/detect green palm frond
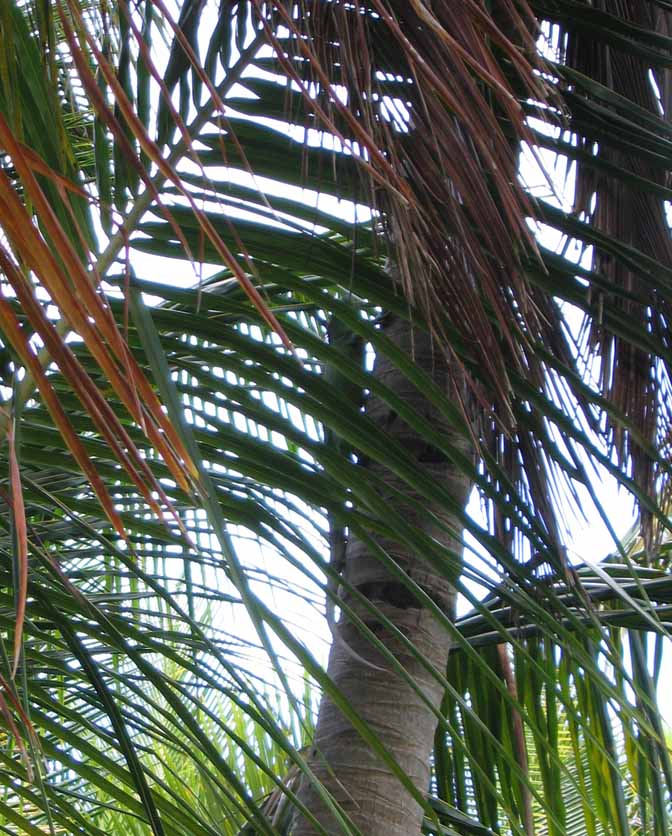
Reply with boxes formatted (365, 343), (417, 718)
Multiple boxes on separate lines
(0, 1), (669, 834)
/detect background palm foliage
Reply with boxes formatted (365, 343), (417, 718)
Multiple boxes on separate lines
(0, 0), (670, 833)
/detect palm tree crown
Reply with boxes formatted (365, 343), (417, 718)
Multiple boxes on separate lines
(0, 1), (669, 834)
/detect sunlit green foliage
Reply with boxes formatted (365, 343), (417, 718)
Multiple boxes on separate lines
(0, 1), (669, 834)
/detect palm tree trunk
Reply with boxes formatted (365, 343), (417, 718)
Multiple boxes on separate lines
(294, 316), (473, 836)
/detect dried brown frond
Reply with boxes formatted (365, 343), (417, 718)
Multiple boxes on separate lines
(564, 0), (672, 546)
(251, 0), (552, 416)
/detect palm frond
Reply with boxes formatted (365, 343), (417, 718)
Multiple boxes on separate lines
(0, 1), (669, 834)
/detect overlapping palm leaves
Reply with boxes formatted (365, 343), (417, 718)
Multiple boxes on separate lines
(0, 0), (669, 833)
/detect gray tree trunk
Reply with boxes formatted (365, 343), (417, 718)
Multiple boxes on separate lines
(293, 316), (473, 836)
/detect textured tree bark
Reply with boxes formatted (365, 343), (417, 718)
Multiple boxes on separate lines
(293, 316), (473, 836)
